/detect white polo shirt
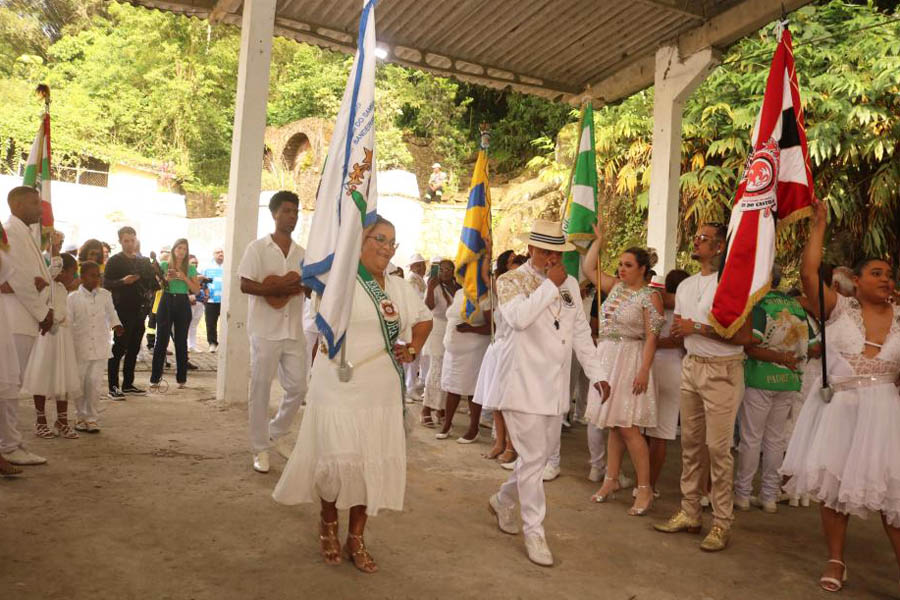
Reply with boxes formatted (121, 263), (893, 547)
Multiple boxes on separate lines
(68, 285), (123, 361)
(674, 272), (742, 358)
(237, 235), (304, 341)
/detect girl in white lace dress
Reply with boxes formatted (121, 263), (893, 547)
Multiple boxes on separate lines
(583, 227), (664, 517)
(780, 202), (900, 593)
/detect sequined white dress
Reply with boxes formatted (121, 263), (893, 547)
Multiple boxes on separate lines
(585, 283), (665, 429)
(781, 295), (900, 526)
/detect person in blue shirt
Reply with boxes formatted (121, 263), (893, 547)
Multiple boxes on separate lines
(202, 247), (225, 352)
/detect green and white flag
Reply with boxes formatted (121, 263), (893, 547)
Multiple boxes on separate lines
(562, 103), (598, 277)
(23, 109), (54, 243)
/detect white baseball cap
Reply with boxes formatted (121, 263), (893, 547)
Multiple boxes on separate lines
(408, 253), (425, 266)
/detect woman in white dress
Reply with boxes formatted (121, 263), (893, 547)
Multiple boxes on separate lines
(21, 253), (82, 440)
(473, 251), (522, 462)
(0, 245), (23, 476)
(436, 285), (492, 442)
(582, 223), (664, 517)
(421, 258), (456, 427)
(781, 202), (900, 592)
(273, 216), (432, 574)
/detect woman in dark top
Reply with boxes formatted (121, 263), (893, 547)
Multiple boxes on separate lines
(150, 238), (200, 390)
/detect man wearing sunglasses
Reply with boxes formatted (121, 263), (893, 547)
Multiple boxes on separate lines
(654, 222), (752, 552)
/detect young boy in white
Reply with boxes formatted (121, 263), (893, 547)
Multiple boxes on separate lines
(68, 261), (123, 432)
(238, 191), (308, 474)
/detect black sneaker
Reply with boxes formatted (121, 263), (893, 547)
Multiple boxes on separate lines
(108, 387), (126, 400)
(122, 385), (147, 396)
(187, 361), (198, 370)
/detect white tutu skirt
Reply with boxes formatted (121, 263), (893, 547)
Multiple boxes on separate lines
(273, 354), (406, 517)
(440, 341), (488, 396)
(20, 327), (81, 398)
(781, 381), (900, 527)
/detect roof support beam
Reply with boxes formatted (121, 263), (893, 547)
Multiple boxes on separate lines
(646, 45), (720, 275)
(582, 0), (810, 104)
(217, 0), (275, 406)
(635, 0), (706, 21)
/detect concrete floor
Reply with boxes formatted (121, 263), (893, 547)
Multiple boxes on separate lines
(2, 370), (898, 600)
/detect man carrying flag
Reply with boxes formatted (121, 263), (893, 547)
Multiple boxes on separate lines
(654, 22), (813, 552)
(562, 103), (599, 278)
(273, 0), (433, 574)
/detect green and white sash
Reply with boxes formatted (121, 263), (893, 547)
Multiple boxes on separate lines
(357, 262), (405, 398)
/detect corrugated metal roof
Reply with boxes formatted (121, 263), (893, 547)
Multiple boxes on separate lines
(124, 0), (811, 103)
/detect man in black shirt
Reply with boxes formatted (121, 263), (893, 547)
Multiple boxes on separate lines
(103, 226), (159, 397)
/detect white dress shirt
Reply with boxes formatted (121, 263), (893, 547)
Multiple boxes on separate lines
(496, 260), (601, 416)
(68, 285), (122, 361)
(238, 235), (305, 341)
(1, 216), (52, 337)
(674, 272), (742, 358)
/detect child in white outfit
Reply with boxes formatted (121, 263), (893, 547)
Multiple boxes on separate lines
(22, 254), (82, 439)
(67, 261), (123, 433)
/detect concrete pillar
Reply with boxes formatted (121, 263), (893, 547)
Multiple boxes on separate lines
(217, 0), (276, 405)
(646, 45), (720, 275)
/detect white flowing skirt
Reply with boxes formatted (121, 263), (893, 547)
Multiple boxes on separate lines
(472, 343), (499, 408)
(21, 327), (81, 398)
(273, 350), (406, 517)
(781, 380), (900, 527)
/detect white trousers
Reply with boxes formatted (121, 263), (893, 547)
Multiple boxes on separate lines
(587, 423), (607, 470)
(734, 387), (795, 502)
(0, 334), (37, 453)
(249, 336), (308, 453)
(75, 359), (105, 422)
(188, 302), (204, 351)
(570, 354), (589, 420)
(497, 411), (563, 537)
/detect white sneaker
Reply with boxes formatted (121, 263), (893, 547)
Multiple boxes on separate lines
(561, 416), (571, 428)
(488, 493), (519, 535)
(700, 495), (711, 508)
(253, 451), (270, 473)
(2, 447), (47, 465)
(524, 533), (554, 566)
(500, 459), (516, 471)
(618, 473), (634, 489)
(751, 496), (778, 513)
(734, 495), (750, 511)
(209, 343), (218, 353)
(542, 463), (560, 481)
(588, 467), (604, 482)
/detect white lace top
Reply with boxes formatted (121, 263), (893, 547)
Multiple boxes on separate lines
(827, 295), (900, 377)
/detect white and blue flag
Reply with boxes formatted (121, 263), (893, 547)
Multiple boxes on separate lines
(302, 0), (378, 358)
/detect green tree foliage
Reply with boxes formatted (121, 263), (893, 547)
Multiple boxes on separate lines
(536, 0), (900, 269)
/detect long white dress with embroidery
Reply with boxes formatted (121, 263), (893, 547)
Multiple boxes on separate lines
(273, 275), (429, 516)
(781, 295), (900, 526)
(585, 283), (665, 429)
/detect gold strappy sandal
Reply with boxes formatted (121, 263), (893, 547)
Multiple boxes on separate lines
(344, 533), (378, 574)
(319, 519), (342, 565)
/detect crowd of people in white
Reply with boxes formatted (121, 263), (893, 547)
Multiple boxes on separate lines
(2, 185), (898, 590)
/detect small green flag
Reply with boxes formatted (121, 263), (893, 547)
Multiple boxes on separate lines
(562, 104), (598, 277)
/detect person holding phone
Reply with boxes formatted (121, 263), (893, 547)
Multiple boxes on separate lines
(149, 238), (200, 390)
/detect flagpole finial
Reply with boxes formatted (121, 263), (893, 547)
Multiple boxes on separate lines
(479, 123), (491, 150)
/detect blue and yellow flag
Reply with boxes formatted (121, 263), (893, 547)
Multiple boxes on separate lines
(454, 150), (491, 324)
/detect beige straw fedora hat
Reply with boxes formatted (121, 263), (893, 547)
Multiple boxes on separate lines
(517, 219), (576, 252)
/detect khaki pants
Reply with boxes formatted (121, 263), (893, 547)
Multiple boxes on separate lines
(679, 354), (745, 529)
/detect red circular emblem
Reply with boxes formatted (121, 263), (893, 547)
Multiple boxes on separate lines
(745, 155), (776, 195)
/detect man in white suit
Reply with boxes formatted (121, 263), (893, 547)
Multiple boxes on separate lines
(487, 220), (605, 566)
(0, 186), (53, 465)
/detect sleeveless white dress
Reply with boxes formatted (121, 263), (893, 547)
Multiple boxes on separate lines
(781, 295), (900, 526)
(441, 289), (491, 396)
(21, 281), (81, 398)
(273, 275), (429, 516)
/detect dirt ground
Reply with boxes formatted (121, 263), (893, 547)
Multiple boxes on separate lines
(2, 369), (898, 600)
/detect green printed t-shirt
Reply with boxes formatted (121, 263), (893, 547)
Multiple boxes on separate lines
(161, 261), (197, 294)
(744, 290), (810, 391)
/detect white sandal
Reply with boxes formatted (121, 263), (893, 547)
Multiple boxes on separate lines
(54, 413), (80, 439)
(35, 411), (57, 439)
(819, 559), (847, 592)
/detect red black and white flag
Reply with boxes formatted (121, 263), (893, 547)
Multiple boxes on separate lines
(710, 24), (814, 338)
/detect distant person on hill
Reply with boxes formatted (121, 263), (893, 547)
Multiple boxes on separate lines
(424, 163), (446, 203)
